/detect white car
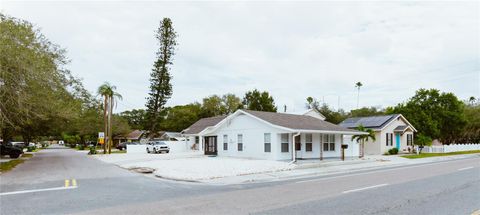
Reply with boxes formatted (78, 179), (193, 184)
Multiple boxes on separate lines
(146, 141), (170, 154)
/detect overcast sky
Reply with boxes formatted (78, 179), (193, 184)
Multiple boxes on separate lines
(2, 1), (479, 113)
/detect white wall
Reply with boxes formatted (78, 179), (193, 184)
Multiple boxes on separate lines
(342, 135), (360, 157)
(126, 141), (194, 154)
(380, 117), (414, 154)
(210, 114), (288, 160)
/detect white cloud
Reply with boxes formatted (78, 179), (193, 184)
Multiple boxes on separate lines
(2, 1), (479, 113)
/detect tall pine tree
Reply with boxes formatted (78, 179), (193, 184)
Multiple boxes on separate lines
(145, 18), (177, 135)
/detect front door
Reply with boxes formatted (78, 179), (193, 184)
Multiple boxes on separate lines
(204, 136), (217, 155)
(396, 133), (401, 149)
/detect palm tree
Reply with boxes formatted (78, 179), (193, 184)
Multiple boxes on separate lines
(469, 96), (476, 106)
(355, 82), (363, 109)
(97, 82), (122, 154)
(351, 125), (376, 158)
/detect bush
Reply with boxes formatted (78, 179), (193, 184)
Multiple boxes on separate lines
(88, 146), (97, 155)
(68, 143), (76, 148)
(27, 146), (37, 152)
(388, 148), (399, 155)
(77, 144), (85, 150)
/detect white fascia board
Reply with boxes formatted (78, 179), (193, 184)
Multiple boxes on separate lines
(294, 129), (369, 135)
(380, 114), (418, 132)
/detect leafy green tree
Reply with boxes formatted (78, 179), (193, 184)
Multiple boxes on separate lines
(306, 97), (348, 124)
(0, 14), (85, 144)
(201, 95), (226, 117)
(145, 18), (177, 135)
(351, 125), (376, 158)
(111, 114), (131, 137)
(415, 134), (432, 153)
(222, 93), (242, 114)
(120, 109), (147, 130)
(243, 89), (277, 112)
(161, 103), (202, 132)
(350, 107), (385, 117)
(459, 103), (480, 143)
(390, 89), (466, 143)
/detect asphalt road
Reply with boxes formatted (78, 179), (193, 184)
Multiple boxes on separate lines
(1, 146), (479, 215)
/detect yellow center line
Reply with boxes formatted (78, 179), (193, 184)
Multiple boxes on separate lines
(65, 179), (70, 187)
(72, 179), (77, 187)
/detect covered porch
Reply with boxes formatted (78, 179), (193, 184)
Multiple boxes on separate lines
(280, 131), (362, 162)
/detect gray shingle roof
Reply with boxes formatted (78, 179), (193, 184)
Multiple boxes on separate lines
(243, 110), (359, 132)
(394, 125), (408, 132)
(339, 114), (400, 129)
(183, 115), (227, 135)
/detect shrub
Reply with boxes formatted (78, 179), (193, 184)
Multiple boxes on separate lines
(68, 143), (76, 148)
(77, 144), (85, 150)
(388, 148), (399, 155)
(88, 146), (97, 155)
(27, 146), (37, 152)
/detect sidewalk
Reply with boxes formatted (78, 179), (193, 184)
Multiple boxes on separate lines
(206, 153), (480, 185)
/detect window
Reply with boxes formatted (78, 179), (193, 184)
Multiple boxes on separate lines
(323, 134), (335, 151)
(195, 136), (199, 144)
(281, 133), (289, 153)
(264, 133), (271, 152)
(407, 134), (413, 146)
(386, 133), (393, 146)
(295, 135), (301, 151)
(305, 134), (312, 152)
(223, 135), (228, 150)
(237, 134), (243, 151)
(329, 134), (335, 151)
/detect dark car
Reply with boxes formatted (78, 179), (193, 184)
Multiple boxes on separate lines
(11, 142), (27, 149)
(116, 142), (139, 151)
(1, 142), (24, 158)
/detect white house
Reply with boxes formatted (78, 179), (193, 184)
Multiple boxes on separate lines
(182, 109), (366, 161)
(339, 114), (417, 155)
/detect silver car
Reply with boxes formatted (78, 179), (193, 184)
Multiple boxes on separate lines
(146, 141), (170, 154)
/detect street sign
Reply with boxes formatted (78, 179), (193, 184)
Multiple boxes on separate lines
(98, 132), (105, 138)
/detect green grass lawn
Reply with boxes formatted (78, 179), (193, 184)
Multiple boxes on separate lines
(0, 159), (25, 172)
(22, 153), (33, 158)
(0, 153), (36, 173)
(401, 150), (480, 159)
(109, 150), (126, 154)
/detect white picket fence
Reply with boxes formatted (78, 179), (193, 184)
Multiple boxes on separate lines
(421, 143), (480, 153)
(127, 141), (194, 154)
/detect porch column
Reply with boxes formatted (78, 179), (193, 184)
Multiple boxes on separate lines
(320, 133), (323, 160)
(340, 134), (344, 160)
(292, 132), (300, 162)
(199, 135), (203, 152)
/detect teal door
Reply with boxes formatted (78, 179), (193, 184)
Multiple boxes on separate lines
(396, 134), (400, 149)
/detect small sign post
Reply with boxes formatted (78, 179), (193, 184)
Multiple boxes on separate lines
(98, 132), (105, 145)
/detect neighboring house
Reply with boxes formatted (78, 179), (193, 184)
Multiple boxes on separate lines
(114, 130), (149, 144)
(182, 109), (366, 161)
(158, 132), (184, 141)
(339, 114), (417, 155)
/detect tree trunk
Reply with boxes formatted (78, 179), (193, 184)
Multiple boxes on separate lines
(103, 96), (108, 154)
(108, 96), (113, 154)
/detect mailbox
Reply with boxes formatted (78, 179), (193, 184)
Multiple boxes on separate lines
(341, 144), (349, 149)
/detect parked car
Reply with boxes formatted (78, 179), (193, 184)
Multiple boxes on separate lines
(116, 142), (140, 150)
(11, 142), (27, 149)
(146, 141), (170, 154)
(58, 140), (64, 145)
(0, 142), (23, 158)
